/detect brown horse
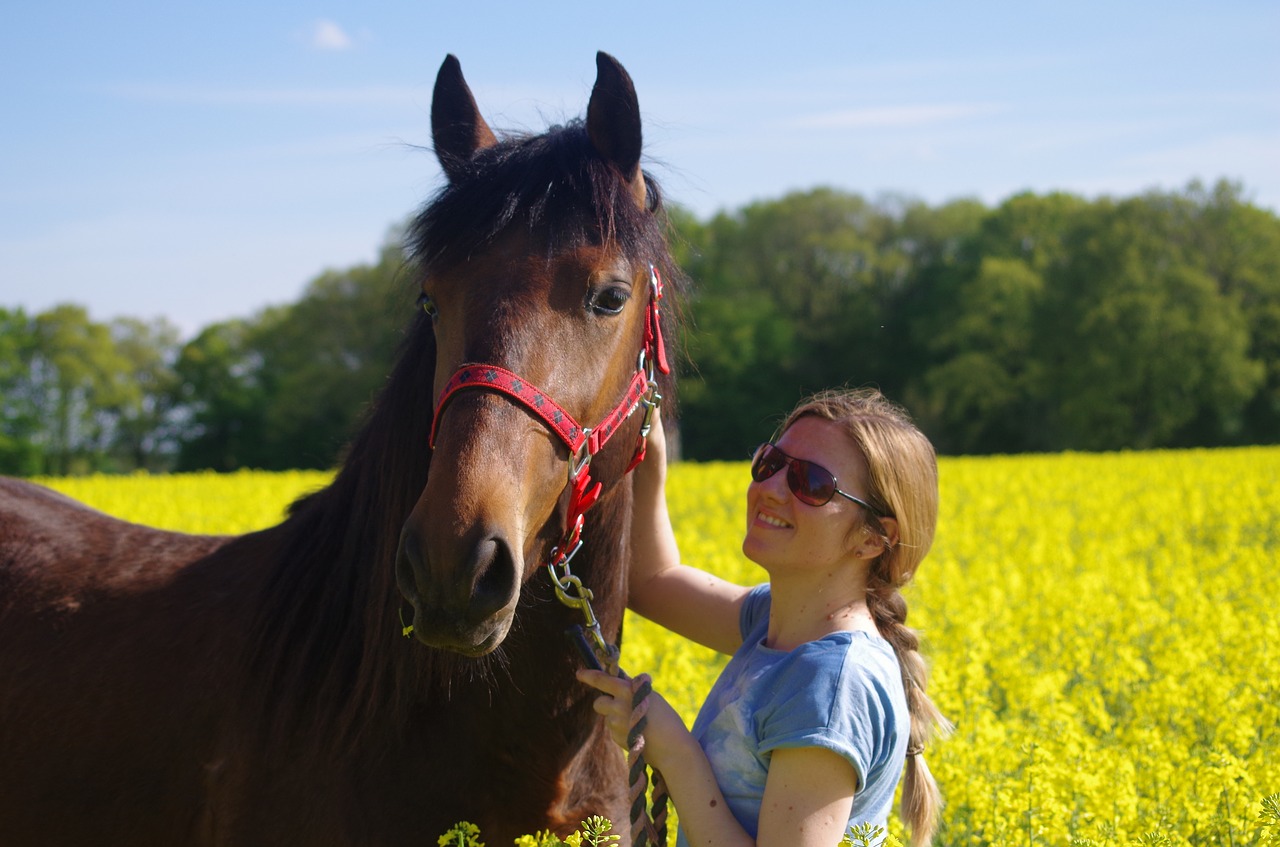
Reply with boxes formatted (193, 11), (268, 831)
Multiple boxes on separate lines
(0, 52), (682, 846)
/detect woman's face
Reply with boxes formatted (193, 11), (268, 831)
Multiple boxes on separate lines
(741, 416), (873, 575)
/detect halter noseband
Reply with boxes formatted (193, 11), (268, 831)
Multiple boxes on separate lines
(425, 266), (670, 659)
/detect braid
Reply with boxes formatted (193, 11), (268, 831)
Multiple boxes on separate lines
(867, 570), (952, 847)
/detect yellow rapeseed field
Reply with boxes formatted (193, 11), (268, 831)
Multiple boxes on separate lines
(38, 447), (1280, 846)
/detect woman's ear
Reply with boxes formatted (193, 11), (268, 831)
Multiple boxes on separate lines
(855, 517), (899, 559)
(879, 516), (900, 551)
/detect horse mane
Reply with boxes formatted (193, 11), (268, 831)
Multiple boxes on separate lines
(240, 314), (439, 751)
(409, 119), (669, 272)
(241, 118), (685, 754)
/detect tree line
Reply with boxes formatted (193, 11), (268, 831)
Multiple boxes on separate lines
(2, 179), (1276, 475)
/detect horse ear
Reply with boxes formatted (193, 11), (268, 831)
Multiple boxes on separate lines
(431, 54), (498, 183)
(587, 51), (647, 210)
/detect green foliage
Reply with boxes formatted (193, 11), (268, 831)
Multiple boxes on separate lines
(676, 179), (1280, 458)
(0, 306), (41, 474)
(474, 817), (617, 847)
(574, 816), (620, 847)
(171, 234), (412, 471)
(840, 821), (903, 847)
(513, 831), (568, 847)
(5, 182), (1280, 472)
(1259, 794), (1280, 846)
(438, 821), (484, 847)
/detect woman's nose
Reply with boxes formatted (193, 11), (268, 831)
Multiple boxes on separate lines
(758, 468), (791, 503)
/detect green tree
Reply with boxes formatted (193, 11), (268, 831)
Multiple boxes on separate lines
(251, 240), (411, 468)
(30, 304), (136, 474)
(1177, 180), (1280, 444)
(108, 316), (182, 470)
(170, 236), (412, 471)
(675, 189), (917, 458)
(0, 307), (42, 474)
(171, 318), (270, 471)
(902, 193), (1091, 453)
(908, 256), (1046, 453)
(1037, 190), (1263, 449)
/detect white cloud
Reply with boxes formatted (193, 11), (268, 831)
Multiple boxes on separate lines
(310, 19), (353, 51)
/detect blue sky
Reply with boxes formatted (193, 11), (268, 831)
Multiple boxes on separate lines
(2, 1), (1277, 338)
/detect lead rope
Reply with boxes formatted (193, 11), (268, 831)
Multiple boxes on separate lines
(551, 521), (670, 847)
(625, 674), (670, 847)
(548, 379), (669, 847)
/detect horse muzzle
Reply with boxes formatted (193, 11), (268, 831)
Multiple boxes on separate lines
(395, 527), (521, 656)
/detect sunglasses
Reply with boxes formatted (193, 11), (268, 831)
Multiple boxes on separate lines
(750, 442), (888, 515)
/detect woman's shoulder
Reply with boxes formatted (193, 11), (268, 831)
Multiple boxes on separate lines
(753, 631), (905, 755)
(781, 631), (901, 697)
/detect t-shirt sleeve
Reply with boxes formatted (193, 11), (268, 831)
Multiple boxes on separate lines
(738, 583), (772, 639)
(753, 640), (899, 791)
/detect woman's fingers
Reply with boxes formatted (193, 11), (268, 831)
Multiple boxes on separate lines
(577, 668), (630, 697)
(577, 669), (645, 747)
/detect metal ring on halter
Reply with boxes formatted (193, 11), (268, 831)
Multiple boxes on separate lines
(547, 537), (584, 580)
(637, 347), (660, 385)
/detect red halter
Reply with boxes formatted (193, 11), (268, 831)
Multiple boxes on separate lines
(428, 265), (670, 574)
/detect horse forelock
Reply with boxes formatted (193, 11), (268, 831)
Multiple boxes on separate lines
(410, 121), (669, 274)
(409, 118), (685, 410)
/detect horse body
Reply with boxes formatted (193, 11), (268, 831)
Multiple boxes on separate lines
(0, 477), (242, 843)
(0, 52), (679, 845)
(0, 475), (626, 845)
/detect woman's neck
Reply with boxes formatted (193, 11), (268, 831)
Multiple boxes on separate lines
(763, 565), (876, 651)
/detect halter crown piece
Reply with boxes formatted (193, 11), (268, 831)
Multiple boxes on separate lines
(425, 265), (670, 665)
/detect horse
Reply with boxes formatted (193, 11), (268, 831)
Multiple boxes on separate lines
(0, 51), (682, 846)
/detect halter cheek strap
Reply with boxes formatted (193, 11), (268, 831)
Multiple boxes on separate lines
(427, 265), (669, 533)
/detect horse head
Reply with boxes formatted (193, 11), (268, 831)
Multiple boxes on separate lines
(395, 52), (673, 656)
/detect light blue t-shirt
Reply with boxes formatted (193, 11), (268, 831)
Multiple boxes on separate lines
(676, 584), (909, 843)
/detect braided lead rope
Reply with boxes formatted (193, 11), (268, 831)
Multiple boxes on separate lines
(626, 674), (669, 847)
(564, 625), (667, 846)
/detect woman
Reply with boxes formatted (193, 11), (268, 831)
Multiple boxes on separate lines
(579, 388), (950, 847)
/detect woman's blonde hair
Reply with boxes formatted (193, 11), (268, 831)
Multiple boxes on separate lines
(779, 387), (952, 847)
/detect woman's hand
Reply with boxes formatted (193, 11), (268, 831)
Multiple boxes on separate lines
(577, 669), (756, 847)
(637, 412), (669, 480)
(576, 668), (688, 770)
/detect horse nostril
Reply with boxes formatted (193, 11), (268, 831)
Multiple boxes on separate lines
(468, 536), (518, 621)
(396, 524), (426, 601)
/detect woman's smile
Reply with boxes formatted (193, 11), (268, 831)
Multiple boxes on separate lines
(754, 510), (793, 529)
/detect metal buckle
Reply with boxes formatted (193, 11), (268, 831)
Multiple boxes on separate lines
(637, 387), (661, 440)
(569, 431), (592, 482)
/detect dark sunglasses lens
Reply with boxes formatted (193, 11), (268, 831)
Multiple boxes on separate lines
(751, 445), (785, 482)
(788, 459), (835, 506)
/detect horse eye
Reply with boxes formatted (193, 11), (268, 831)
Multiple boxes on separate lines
(417, 293), (438, 319)
(586, 286), (630, 317)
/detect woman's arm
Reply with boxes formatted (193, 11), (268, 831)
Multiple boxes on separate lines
(577, 668), (753, 847)
(628, 415), (748, 655)
(577, 671), (858, 847)
(754, 747), (857, 847)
